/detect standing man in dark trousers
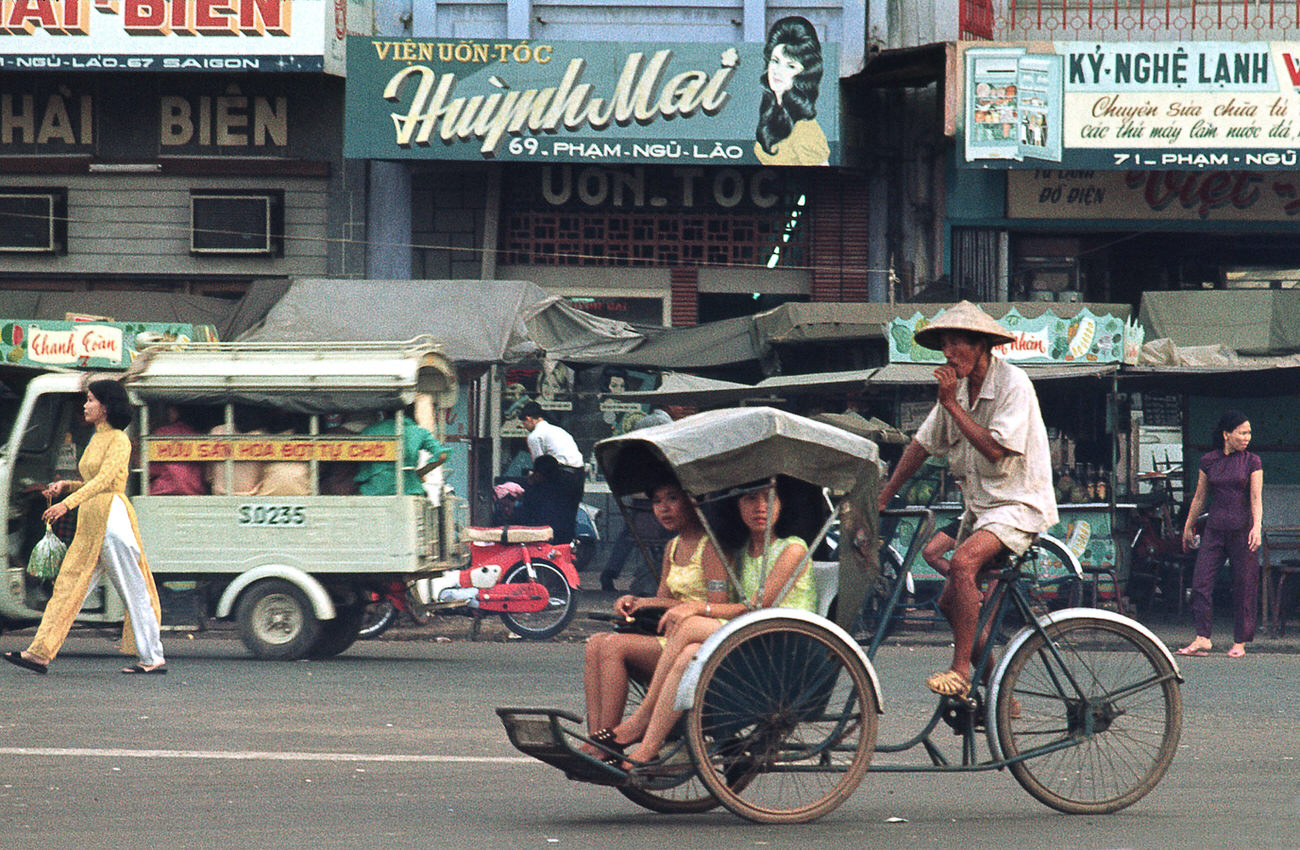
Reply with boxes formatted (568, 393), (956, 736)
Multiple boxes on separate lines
(519, 400), (585, 536)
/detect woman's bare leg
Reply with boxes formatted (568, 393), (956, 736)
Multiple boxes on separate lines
(624, 642), (701, 765)
(613, 617), (720, 754)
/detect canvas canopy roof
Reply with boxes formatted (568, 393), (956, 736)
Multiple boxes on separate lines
(124, 338), (456, 414)
(238, 279), (647, 365)
(595, 406), (883, 498)
(1138, 290), (1300, 355)
(3, 284), (287, 341)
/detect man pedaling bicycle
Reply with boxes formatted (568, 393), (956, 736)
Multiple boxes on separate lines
(877, 301), (1059, 699)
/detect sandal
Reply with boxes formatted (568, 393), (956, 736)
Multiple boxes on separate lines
(926, 669), (971, 698)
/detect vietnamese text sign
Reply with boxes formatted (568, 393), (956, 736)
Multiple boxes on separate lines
(962, 42), (1300, 169)
(1008, 169), (1300, 220)
(146, 437), (398, 463)
(345, 32), (840, 165)
(0, 0), (364, 73)
(888, 307), (1144, 365)
(0, 320), (217, 369)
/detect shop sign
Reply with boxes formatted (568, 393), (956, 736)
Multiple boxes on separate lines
(887, 307), (1145, 365)
(1008, 169), (1300, 220)
(145, 436), (396, 463)
(0, 81), (292, 154)
(345, 30), (841, 165)
(0, 0), (369, 75)
(0, 320), (217, 369)
(961, 42), (1300, 170)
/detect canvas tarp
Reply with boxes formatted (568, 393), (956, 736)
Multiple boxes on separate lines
(1138, 290), (1300, 355)
(0, 287), (285, 340)
(237, 278), (648, 364)
(751, 301), (1134, 348)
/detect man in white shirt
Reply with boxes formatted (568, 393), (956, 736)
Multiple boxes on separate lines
(877, 301), (1057, 700)
(519, 400), (585, 518)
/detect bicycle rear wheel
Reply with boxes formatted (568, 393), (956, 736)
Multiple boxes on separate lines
(991, 616), (1182, 814)
(685, 618), (877, 824)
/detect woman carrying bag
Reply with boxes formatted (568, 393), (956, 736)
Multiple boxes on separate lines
(4, 379), (166, 675)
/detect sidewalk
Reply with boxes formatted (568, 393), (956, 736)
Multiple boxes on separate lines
(577, 570), (1300, 655)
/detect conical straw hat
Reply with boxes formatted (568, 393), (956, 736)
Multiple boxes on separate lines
(912, 301), (1016, 351)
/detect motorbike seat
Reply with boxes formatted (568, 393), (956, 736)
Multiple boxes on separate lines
(462, 525), (554, 544)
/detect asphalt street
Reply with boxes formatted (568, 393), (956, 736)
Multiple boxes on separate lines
(0, 603), (1296, 850)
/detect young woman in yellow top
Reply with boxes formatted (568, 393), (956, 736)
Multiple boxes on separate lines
(580, 479), (727, 758)
(4, 379), (166, 675)
(611, 477), (812, 769)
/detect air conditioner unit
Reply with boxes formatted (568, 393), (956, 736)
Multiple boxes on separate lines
(0, 191), (65, 253)
(190, 192), (280, 255)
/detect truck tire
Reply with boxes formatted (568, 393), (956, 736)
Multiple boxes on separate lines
(235, 579), (321, 660)
(309, 602), (366, 658)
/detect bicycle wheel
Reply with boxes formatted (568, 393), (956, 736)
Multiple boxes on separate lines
(617, 675), (721, 814)
(685, 618), (877, 824)
(991, 616), (1182, 814)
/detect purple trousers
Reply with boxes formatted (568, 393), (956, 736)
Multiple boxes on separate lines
(1190, 526), (1259, 643)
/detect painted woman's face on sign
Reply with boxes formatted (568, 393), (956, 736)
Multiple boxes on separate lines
(767, 44), (804, 100)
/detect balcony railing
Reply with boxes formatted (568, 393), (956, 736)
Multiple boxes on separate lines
(962, 0), (1300, 40)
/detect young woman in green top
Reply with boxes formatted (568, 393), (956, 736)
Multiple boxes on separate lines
(610, 477), (813, 769)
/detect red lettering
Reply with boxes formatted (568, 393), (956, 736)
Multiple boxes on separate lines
(1283, 52), (1300, 86)
(123, 0), (166, 31)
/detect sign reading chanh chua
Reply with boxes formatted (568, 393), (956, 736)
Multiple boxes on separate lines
(962, 42), (1300, 170)
(345, 30), (841, 166)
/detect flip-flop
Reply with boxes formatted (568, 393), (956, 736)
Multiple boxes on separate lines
(926, 669), (971, 698)
(3, 650), (48, 675)
(1227, 647), (1246, 658)
(122, 664), (167, 675)
(1176, 646), (1210, 657)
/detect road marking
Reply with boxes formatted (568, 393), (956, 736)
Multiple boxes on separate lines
(0, 746), (536, 765)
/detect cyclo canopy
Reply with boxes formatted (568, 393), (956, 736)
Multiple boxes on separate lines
(594, 407), (885, 632)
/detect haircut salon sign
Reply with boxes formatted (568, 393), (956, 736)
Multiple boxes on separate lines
(344, 36), (841, 165)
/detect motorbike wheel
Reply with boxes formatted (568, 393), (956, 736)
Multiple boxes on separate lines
(357, 600), (398, 640)
(498, 559), (577, 640)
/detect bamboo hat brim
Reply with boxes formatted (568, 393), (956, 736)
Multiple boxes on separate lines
(912, 300), (1016, 351)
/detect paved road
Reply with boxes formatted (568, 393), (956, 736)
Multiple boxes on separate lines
(0, 625), (1295, 850)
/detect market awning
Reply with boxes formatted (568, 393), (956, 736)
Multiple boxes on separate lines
(1138, 290), (1300, 355)
(602, 371), (756, 406)
(869, 362), (1120, 384)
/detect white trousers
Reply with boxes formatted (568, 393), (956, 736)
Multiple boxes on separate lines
(97, 496), (165, 666)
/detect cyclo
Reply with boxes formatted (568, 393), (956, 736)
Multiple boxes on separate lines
(499, 406), (1184, 824)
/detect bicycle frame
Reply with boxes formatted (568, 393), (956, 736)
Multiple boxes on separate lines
(861, 530), (1166, 774)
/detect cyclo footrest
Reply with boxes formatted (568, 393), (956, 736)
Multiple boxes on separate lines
(495, 707), (628, 787)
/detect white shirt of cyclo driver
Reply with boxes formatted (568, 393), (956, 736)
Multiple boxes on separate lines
(913, 356), (1058, 534)
(526, 419), (583, 468)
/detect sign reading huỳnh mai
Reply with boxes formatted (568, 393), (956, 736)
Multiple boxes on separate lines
(345, 26), (841, 165)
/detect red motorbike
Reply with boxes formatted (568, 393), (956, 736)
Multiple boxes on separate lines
(360, 525), (581, 640)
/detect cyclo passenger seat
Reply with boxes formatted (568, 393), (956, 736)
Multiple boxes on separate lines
(461, 526), (554, 544)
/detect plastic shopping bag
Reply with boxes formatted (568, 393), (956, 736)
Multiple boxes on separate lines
(27, 524), (67, 580)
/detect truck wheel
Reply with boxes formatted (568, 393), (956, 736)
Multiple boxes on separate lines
(235, 579), (321, 660)
(309, 603), (366, 659)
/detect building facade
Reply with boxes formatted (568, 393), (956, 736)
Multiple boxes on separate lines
(0, 0), (367, 302)
(359, 0), (874, 325)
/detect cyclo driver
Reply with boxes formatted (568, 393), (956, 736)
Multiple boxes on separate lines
(877, 301), (1058, 699)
